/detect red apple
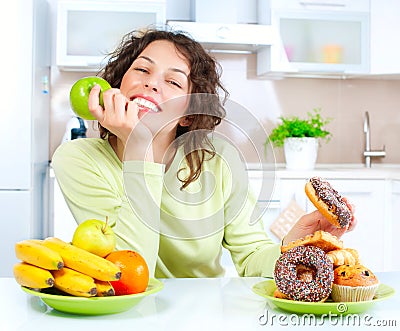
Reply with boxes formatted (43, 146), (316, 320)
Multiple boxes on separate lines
(72, 218), (116, 257)
(69, 76), (111, 120)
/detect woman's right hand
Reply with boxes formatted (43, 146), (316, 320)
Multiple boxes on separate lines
(88, 84), (154, 161)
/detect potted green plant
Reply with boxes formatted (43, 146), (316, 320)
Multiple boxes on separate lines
(267, 108), (332, 170)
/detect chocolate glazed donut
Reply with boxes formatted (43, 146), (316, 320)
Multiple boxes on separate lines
(274, 245), (334, 302)
(305, 176), (353, 228)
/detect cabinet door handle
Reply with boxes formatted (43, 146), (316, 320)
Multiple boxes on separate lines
(216, 26), (230, 40)
(299, 1), (346, 8)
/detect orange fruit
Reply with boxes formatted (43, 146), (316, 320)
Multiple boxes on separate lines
(105, 250), (149, 295)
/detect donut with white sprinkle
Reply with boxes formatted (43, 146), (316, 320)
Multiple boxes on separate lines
(274, 245), (334, 302)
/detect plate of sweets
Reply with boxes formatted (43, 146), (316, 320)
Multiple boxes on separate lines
(253, 230), (395, 314)
(253, 278), (394, 315)
(254, 178), (395, 315)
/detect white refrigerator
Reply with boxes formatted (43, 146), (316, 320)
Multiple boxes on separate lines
(0, 0), (50, 276)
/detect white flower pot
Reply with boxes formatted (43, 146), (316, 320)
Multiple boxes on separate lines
(283, 137), (318, 170)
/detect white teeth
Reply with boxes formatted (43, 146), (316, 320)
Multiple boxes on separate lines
(133, 97), (160, 112)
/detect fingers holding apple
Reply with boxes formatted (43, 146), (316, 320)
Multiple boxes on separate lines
(72, 218), (116, 258)
(89, 85), (140, 144)
(86, 84), (104, 121)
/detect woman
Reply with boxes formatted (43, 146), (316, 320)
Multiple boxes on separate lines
(52, 28), (355, 278)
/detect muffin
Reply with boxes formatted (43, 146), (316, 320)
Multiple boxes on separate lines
(331, 264), (379, 302)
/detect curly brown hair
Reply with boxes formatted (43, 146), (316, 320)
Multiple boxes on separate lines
(98, 27), (228, 188)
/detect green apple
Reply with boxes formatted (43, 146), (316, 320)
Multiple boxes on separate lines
(72, 218), (116, 257)
(69, 76), (111, 120)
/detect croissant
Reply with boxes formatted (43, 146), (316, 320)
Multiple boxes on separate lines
(281, 230), (343, 253)
(327, 248), (360, 267)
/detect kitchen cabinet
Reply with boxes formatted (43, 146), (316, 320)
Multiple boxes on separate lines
(247, 170), (281, 239)
(390, 180), (400, 271)
(257, 0), (400, 78)
(55, 0), (166, 71)
(369, 0), (400, 75)
(257, 0), (370, 78)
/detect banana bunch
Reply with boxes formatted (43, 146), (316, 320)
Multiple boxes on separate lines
(13, 237), (120, 297)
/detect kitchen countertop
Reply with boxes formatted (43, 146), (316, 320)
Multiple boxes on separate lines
(246, 163), (400, 180)
(51, 163), (400, 180)
(1, 272), (399, 331)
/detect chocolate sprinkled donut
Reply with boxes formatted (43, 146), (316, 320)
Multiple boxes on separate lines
(307, 176), (352, 228)
(274, 245), (334, 302)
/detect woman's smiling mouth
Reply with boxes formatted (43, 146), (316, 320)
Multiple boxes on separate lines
(132, 97), (161, 113)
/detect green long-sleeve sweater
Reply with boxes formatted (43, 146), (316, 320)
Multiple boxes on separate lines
(52, 137), (280, 278)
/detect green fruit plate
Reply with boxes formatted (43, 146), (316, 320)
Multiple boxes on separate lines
(21, 278), (163, 315)
(252, 279), (395, 315)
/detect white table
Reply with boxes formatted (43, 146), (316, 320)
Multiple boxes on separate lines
(1, 273), (399, 331)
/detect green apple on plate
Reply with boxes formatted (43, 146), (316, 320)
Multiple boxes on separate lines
(70, 76), (111, 120)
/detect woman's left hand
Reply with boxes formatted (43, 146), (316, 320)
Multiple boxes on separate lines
(282, 200), (357, 246)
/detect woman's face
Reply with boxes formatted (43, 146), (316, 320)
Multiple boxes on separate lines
(120, 40), (191, 135)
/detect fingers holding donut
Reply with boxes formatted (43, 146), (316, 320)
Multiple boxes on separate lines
(282, 210), (348, 246)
